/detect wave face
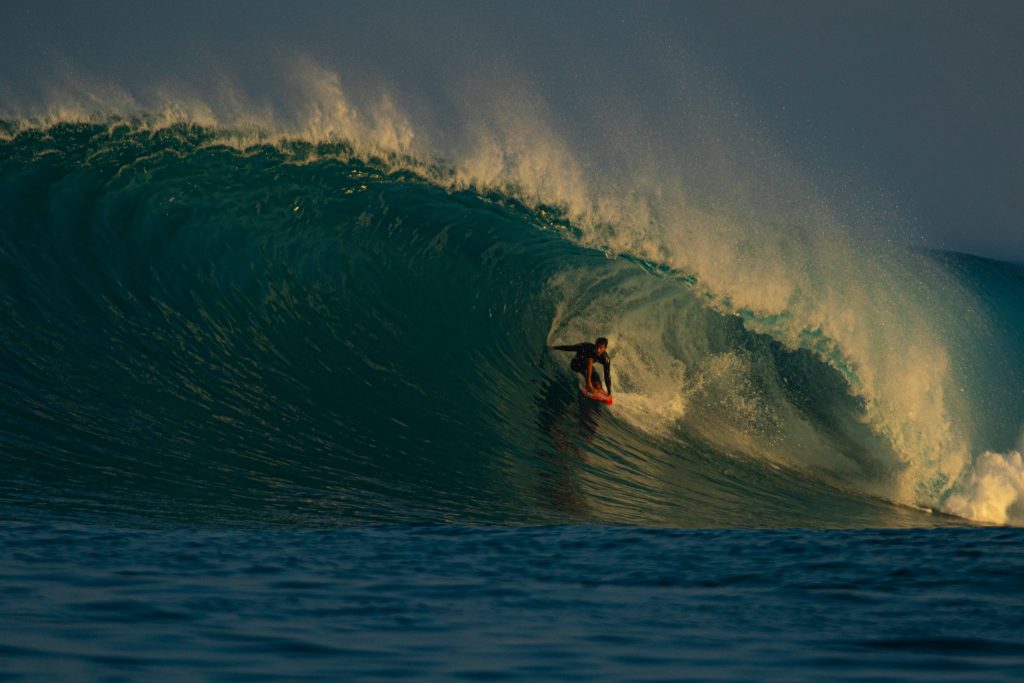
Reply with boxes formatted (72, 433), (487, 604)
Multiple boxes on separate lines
(1, 122), (1023, 527)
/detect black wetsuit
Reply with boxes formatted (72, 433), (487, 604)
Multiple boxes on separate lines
(552, 343), (612, 393)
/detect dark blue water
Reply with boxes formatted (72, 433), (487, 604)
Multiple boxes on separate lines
(3, 521), (1023, 681)
(3, 121), (1024, 680)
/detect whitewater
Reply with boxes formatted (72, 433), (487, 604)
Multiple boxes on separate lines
(2, 71), (1023, 527)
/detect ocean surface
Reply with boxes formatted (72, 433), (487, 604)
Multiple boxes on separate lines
(2, 121), (1024, 680)
(3, 522), (1024, 681)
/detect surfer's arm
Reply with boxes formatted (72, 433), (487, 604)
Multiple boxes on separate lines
(603, 360), (612, 394)
(549, 344), (581, 352)
(585, 358), (595, 390)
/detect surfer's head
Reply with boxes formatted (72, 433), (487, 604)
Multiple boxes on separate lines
(595, 337), (608, 354)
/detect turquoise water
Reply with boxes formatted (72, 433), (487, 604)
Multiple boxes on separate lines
(2, 121), (1024, 679)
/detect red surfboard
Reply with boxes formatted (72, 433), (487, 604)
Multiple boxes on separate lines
(580, 385), (613, 405)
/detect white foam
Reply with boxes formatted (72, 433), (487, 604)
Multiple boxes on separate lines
(945, 451), (1024, 525)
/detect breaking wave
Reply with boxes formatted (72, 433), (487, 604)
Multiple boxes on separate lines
(1, 112), (1022, 527)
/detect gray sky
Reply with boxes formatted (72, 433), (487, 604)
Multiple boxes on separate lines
(2, 1), (1022, 259)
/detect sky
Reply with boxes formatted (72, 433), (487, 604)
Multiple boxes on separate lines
(1, 0), (1022, 259)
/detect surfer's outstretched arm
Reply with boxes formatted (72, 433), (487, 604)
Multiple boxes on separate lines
(549, 344), (581, 352)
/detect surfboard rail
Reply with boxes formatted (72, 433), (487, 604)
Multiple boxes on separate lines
(580, 385), (613, 404)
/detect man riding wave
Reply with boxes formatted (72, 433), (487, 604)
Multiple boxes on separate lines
(549, 337), (612, 396)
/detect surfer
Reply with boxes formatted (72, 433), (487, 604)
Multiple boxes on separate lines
(549, 337), (612, 396)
